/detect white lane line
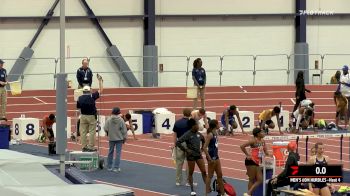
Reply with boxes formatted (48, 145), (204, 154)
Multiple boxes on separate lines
(290, 98), (295, 104)
(33, 97), (47, 104)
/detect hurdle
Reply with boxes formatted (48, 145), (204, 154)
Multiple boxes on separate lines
(262, 155), (276, 196)
(340, 134), (343, 162)
(296, 136), (299, 153)
(305, 136), (309, 162)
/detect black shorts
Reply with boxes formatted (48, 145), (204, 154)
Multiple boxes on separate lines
(47, 128), (54, 140)
(245, 158), (259, 166)
(187, 155), (203, 161)
(261, 120), (273, 126)
(266, 120), (273, 125)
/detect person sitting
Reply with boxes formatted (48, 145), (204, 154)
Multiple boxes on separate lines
(266, 141), (300, 196)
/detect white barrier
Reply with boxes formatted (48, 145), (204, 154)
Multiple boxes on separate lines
(12, 118), (39, 141)
(52, 117), (72, 138)
(234, 111), (255, 132)
(271, 110), (290, 132)
(154, 113), (176, 134)
(96, 115), (106, 137)
(130, 114), (143, 135)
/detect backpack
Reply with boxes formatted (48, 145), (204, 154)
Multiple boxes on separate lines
(212, 178), (236, 196)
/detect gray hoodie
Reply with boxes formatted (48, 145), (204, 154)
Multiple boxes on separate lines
(104, 115), (127, 141)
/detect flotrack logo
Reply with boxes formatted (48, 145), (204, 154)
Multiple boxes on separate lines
(299, 10), (335, 16)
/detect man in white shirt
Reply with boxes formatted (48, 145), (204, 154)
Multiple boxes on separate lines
(340, 65), (350, 118)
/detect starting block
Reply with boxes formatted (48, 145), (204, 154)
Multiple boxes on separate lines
(271, 110), (290, 132)
(154, 113), (175, 134)
(12, 117), (40, 141)
(68, 151), (99, 171)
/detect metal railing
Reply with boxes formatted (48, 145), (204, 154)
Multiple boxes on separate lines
(3, 53), (347, 90)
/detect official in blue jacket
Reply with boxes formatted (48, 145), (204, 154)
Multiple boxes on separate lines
(76, 58), (93, 88)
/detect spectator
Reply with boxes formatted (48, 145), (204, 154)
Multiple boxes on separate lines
(76, 58), (93, 89)
(104, 107), (127, 172)
(330, 71), (341, 84)
(77, 75), (103, 152)
(0, 59), (8, 118)
(173, 108), (191, 186)
(192, 58), (206, 110)
(339, 65), (350, 118)
(176, 119), (207, 196)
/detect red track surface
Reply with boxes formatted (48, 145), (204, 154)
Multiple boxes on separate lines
(8, 85), (338, 122)
(12, 84), (350, 194)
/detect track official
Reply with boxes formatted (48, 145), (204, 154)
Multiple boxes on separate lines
(77, 75), (103, 152)
(76, 58), (93, 89)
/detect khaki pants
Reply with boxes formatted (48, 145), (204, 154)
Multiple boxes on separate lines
(175, 146), (188, 184)
(193, 86), (205, 109)
(79, 114), (97, 149)
(0, 87), (7, 118)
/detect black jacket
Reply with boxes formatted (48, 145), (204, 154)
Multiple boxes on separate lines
(76, 67), (93, 87)
(277, 151), (300, 180)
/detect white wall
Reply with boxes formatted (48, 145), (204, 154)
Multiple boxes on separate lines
(307, 17), (350, 85)
(0, 0), (143, 16)
(156, 17), (294, 86)
(307, 0), (350, 13)
(156, 0), (294, 14)
(0, 0), (349, 88)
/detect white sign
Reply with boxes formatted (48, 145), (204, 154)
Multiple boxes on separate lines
(154, 113), (175, 134)
(271, 110), (290, 132)
(234, 111), (254, 132)
(12, 118), (39, 141)
(52, 117), (72, 138)
(96, 115), (106, 137)
(130, 114), (143, 135)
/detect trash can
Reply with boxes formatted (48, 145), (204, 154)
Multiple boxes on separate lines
(272, 141), (289, 166)
(134, 110), (154, 134)
(0, 125), (10, 149)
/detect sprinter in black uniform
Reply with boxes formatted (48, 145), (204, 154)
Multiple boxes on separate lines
(203, 119), (225, 195)
(307, 142), (332, 196)
(176, 119), (207, 196)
